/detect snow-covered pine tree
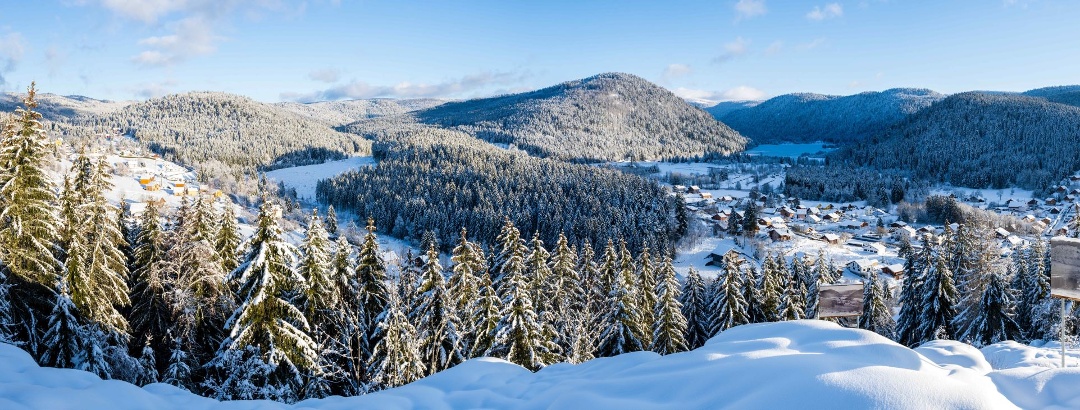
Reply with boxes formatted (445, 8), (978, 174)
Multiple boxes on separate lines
(448, 228), (483, 322)
(524, 231), (553, 313)
(1015, 240), (1052, 340)
(214, 204), (242, 275)
(325, 205), (338, 236)
(637, 246), (657, 346)
(970, 269), (1022, 346)
(223, 201), (317, 398)
(192, 196), (217, 242)
(161, 333), (192, 389)
(679, 267), (710, 349)
(858, 273), (896, 339)
(468, 267), (501, 359)
(758, 254), (783, 322)
(128, 200), (171, 373)
(651, 256), (687, 355)
(0, 84), (61, 353)
(547, 233), (582, 354)
(805, 250), (833, 318)
(411, 244), (465, 375)
(709, 251), (749, 335)
(40, 282), (85, 369)
(952, 224), (1001, 343)
(353, 217), (391, 381)
(299, 209), (337, 332)
(742, 266), (762, 323)
(397, 249), (421, 312)
(67, 157), (130, 334)
(916, 250), (959, 343)
(137, 340), (159, 385)
(366, 290), (425, 392)
(897, 235), (934, 347)
(493, 218), (528, 298)
(490, 235), (556, 369)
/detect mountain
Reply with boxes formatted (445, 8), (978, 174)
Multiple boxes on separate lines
(701, 100), (761, 118)
(351, 72), (746, 161)
(84, 92), (368, 171)
(718, 88), (944, 145)
(1022, 85), (1080, 108)
(275, 98), (445, 127)
(838, 92), (1080, 191)
(0, 93), (130, 122)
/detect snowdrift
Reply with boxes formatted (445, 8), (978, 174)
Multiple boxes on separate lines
(1, 320), (1076, 409)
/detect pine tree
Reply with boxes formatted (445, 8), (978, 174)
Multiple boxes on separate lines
(916, 251), (959, 343)
(468, 269), (501, 359)
(578, 241), (603, 335)
(742, 266), (762, 323)
(325, 205), (338, 236)
(679, 267), (710, 349)
(353, 217), (391, 380)
(128, 200), (170, 371)
(40, 283), (85, 369)
(0, 84), (61, 353)
(859, 273), (896, 339)
(214, 204), (242, 275)
(223, 201), (317, 393)
(970, 269), (1022, 346)
(67, 157), (130, 334)
(806, 250), (833, 318)
(524, 232), (552, 313)
(299, 209), (336, 330)
(637, 246), (657, 346)
(1014, 241), (1051, 340)
(651, 257), (687, 355)
(137, 341), (159, 385)
(547, 233), (582, 354)
(758, 254), (784, 322)
(366, 291), (425, 392)
(161, 334), (192, 389)
(411, 244), (466, 375)
(493, 218), (527, 298)
(448, 228), (483, 353)
(897, 235), (934, 346)
(709, 251), (749, 335)
(490, 238), (556, 369)
(742, 202), (759, 236)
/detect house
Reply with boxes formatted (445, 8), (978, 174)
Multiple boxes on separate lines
(1022, 214), (1036, 223)
(806, 207), (821, 215)
(711, 213), (728, 222)
(172, 179), (186, 189)
(898, 226), (917, 238)
(881, 264), (905, 278)
(995, 227), (1011, 238)
(688, 185), (701, 194)
(846, 259), (876, 275)
(705, 244), (742, 267)
(143, 180), (162, 191)
(1002, 235), (1026, 248)
(779, 207), (796, 219)
(186, 187), (200, 196)
(823, 212), (842, 222)
(1041, 217), (1053, 225)
(768, 228), (793, 242)
(138, 175), (155, 185)
(1046, 198), (1058, 206)
(1028, 199), (1040, 207)
(1051, 207), (1062, 215)
(807, 214), (822, 224)
(700, 192), (713, 199)
(822, 233), (842, 244)
(864, 242), (887, 255)
(673, 185), (687, 193)
(1056, 227), (1070, 236)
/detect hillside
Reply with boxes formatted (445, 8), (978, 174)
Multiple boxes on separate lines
(701, 100), (760, 118)
(718, 88), (944, 145)
(353, 72), (747, 161)
(1022, 85), (1080, 108)
(3, 320), (1068, 410)
(81, 92), (369, 171)
(0, 93), (129, 122)
(275, 98), (445, 127)
(838, 92), (1080, 191)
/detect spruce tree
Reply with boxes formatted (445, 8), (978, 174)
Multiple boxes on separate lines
(651, 257), (687, 355)
(490, 244), (554, 370)
(223, 201), (317, 394)
(859, 273), (896, 339)
(916, 251), (959, 343)
(214, 204), (242, 275)
(299, 209), (336, 331)
(468, 269), (501, 358)
(637, 246), (657, 346)
(897, 235), (934, 346)
(547, 233), (582, 354)
(411, 244), (465, 375)
(679, 267), (710, 349)
(1014, 241), (1051, 340)
(493, 218), (527, 298)
(709, 251), (749, 335)
(353, 217), (391, 380)
(448, 228), (483, 352)
(128, 200), (171, 371)
(325, 205), (338, 236)
(970, 269), (1022, 346)
(524, 232), (553, 313)
(366, 291), (425, 392)
(40, 283), (85, 369)
(758, 254), (784, 322)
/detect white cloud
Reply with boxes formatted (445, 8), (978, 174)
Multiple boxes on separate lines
(132, 16), (221, 67)
(672, 85), (766, 102)
(734, 0), (767, 21)
(807, 3), (843, 20)
(131, 79), (178, 99)
(308, 68), (341, 83)
(97, 0), (192, 23)
(282, 71), (530, 102)
(662, 64), (693, 80)
(713, 36), (749, 64)
(0, 32), (25, 87)
(764, 40), (783, 55)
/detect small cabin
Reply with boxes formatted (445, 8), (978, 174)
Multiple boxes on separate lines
(768, 228), (793, 242)
(822, 233), (841, 245)
(881, 264), (905, 279)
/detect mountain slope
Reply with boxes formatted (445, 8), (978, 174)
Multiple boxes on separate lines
(275, 98), (445, 127)
(838, 92), (1080, 190)
(359, 72), (746, 161)
(85, 92), (368, 171)
(1022, 85), (1080, 108)
(719, 88), (944, 145)
(702, 100), (761, 118)
(0, 93), (130, 122)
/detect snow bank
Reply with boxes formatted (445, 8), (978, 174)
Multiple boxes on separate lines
(0, 321), (1053, 409)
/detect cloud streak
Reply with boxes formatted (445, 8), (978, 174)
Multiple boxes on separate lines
(734, 0), (767, 21)
(807, 3), (843, 21)
(282, 71), (531, 102)
(673, 86), (766, 102)
(712, 37), (749, 64)
(0, 32), (25, 87)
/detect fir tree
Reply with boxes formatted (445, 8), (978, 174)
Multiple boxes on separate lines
(897, 235), (934, 346)
(547, 233), (582, 354)
(161, 334), (192, 389)
(490, 239), (557, 369)
(742, 202), (759, 236)
(448, 228), (483, 352)
(299, 209), (336, 330)
(916, 251), (959, 343)
(223, 201), (317, 394)
(493, 218), (527, 298)
(859, 273), (896, 339)
(137, 341), (159, 385)
(353, 217), (391, 380)
(651, 257), (687, 355)
(679, 267), (710, 349)
(637, 246), (657, 346)
(709, 252), (749, 335)
(366, 291), (425, 392)
(970, 269), (1022, 346)
(325, 205), (338, 236)
(758, 254), (784, 322)
(468, 269), (501, 358)
(524, 232), (553, 313)
(411, 244), (466, 375)
(1014, 241), (1051, 340)
(128, 200), (171, 370)
(40, 283), (84, 369)
(214, 204), (242, 275)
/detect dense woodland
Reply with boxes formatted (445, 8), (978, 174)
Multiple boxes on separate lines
(274, 98), (445, 127)
(783, 164), (929, 207)
(718, 88), (943, 145)
(374, 72), (747, 162)
(0, 87), (1069, 404)
(837, 92), (1080, 193)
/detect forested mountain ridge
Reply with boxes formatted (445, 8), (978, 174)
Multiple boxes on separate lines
(275, 98), (445, 127)
(80, 92), (370, 171)
(350, 72), (747, 161)
(836, 91), (1080, 191)
(718, 88), (944, 145)
(1021, 85), (1080, 108)
(0, 92), (129, 121)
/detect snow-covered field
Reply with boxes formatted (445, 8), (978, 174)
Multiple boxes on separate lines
(3, 320), (1078, 409)
(266, 156), (375, 202)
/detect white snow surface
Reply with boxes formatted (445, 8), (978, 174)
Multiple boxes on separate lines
(5, 320), (1078, 409)
(265, 156), (375, 202)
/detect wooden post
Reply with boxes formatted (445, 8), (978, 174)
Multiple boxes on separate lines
(1063, 298), (1068, 369)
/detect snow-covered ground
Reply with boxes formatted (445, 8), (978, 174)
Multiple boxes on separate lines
(265, 156), (375, 202)
(4, 320), (1079, 409)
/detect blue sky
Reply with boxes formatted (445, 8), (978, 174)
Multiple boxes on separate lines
(0, 0), (1076, 102)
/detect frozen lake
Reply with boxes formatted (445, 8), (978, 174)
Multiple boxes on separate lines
(745, 142), (834, 159)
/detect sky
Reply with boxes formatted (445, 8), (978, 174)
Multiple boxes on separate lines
(0, 0), (1077, 103)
